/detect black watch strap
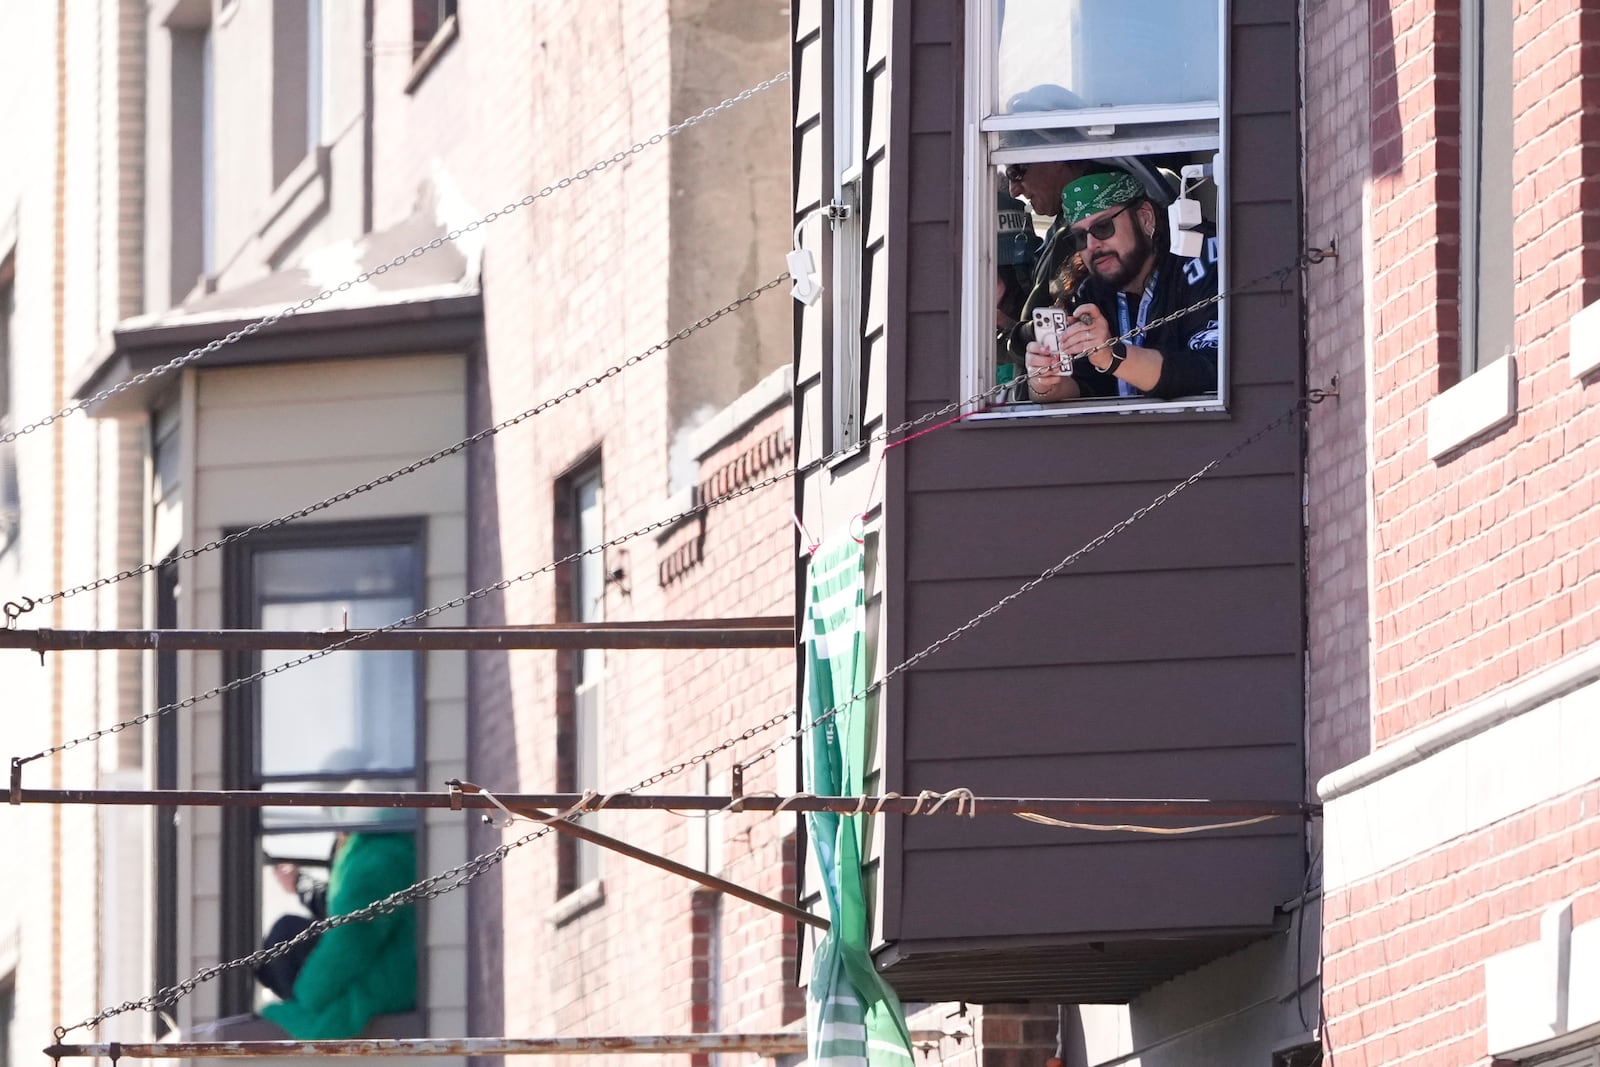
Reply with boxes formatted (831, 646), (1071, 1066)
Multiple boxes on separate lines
(1102, 340), (1128, 374)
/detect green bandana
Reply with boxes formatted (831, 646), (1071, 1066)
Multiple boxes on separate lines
(1061, 171), (1145, 224)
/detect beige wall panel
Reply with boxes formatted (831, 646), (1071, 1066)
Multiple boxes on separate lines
(198, 355), (465, 408)
(797, 296), (825, 383)
(193, 459), (465, 531)
(796, 379), (826, 466)
(864, 332), (887, 433)
(194, 394), (465, 470)
(797, 0), (821, 37)
(425, 651), (468, 706)
(796, 123), (824, 215)
(797, 33), (823, 123)
(868, 0), (889, 66)
(867, 63), (890, 157)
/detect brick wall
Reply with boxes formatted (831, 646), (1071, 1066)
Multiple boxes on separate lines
(460, 0), (798, 1021)
(1364, 0), (1600, 746)
(1305, 0), (1375, 788)
(1323, 780), (1600, 1064)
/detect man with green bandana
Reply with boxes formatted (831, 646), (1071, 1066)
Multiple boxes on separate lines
(1023, 168), (1219, 402)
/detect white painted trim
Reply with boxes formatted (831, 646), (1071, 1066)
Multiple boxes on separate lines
(685, 366), (792, 461)
(1570, 299), (1600, 379)
(1318, 642), (1600, 801)
(1424, 350), (1516, 459)
(1321, 664), (1600, 891)
(1485, 901), (1600, 1061)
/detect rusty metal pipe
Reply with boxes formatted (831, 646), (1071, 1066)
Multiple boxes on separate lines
(14, 786), (1317, 819)
(0, 618), (794, 652)
(43, 1031), (953, 1059)
(504, 801), (827, 930)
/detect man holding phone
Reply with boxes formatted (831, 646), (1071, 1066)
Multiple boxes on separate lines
(1025, 170), (1219, 403)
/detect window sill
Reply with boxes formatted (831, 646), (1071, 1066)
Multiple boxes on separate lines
(547, 879), (605, 927)
(1425, 352), (1516, 460)
(1569, 299), (1600, 379)
(405, 16), (459, 94)
(967, 394), (1228, 424)
(256, 145), (331, 264)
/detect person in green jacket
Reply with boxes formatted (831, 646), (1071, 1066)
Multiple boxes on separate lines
(258, 796), (418, 1040)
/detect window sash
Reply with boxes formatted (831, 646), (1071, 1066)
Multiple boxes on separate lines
(961, 0), (1230, 418)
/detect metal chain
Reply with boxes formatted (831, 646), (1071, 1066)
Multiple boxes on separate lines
(52, 395), (1306, 1040)
(2, 275), (787, 628)
(2, 71), (790, 451)
(16, 424), (805, 768)
(737, 399), (1307, 772)
(867, 257), (1306, 447)
(49, 369), (1307, 1042)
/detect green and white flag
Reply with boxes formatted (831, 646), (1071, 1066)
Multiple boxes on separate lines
(802, 535), (915, 1067)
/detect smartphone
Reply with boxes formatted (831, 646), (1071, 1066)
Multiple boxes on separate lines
(1031, 307), (1069, 357)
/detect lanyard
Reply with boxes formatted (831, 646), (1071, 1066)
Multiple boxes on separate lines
(1114, 272), (1158, 397)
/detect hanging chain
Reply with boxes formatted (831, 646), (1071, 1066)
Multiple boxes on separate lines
(2, 276), (786, 628)
(2, 72), (790, 450)
(47, 266), (1311, 1040)
(736, 400), (1306, 772)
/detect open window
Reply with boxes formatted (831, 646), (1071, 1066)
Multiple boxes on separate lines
(964, 0), (1227, 418)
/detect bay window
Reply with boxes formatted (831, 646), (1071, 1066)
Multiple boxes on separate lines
(965, 0), (1229, 417)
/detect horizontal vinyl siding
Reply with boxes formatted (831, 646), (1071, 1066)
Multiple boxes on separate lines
(880, 0), (1306, 968)
(183, 352), (470, 1030)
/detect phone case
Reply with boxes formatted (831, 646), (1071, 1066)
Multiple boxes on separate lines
(1032, 307), (1069, 356)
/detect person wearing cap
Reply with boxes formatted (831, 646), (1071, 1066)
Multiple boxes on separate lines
(1024, 169), (1219, 402)
(995, 190), (1044, 390)
(996, 158), (1089, 372)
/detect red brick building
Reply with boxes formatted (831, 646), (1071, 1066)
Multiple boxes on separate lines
(1313, 1), (1600, 1064)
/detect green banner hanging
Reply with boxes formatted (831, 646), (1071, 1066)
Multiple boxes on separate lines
(802, 535), (914, 1067)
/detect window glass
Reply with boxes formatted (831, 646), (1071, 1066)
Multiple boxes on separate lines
(972, 0), (1225, 416)
(254, 544), (417, 778)
(994, 0), (1219, 114)
(571, 470), (603, 888)
(228, 530), (423, 1013)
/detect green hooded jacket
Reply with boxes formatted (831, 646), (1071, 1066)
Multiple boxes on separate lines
(261, 832), (417, 1039)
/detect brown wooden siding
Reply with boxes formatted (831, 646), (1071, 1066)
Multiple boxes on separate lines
(797, 0), (1307, 1002)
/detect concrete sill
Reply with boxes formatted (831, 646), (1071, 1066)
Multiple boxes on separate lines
(1569, 299), (1600, 379)
(1425, 351), (1516, 460)
(257, 145), (332, 262)
(406, 15), (459, 94)
(547, 879), (605, 927)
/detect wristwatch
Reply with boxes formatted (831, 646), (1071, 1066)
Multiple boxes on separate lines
(1101, 340), (1128, 374)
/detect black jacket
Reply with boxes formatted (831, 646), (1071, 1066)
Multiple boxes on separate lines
(1067, 241), (1220, 401)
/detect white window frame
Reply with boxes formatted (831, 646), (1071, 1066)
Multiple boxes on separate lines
(960, 0), (1232, 421)
(828, 0), (865, 451)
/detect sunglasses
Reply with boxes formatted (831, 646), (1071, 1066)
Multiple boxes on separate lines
(1003, 163), (1030, 183)
(1067, 203), (1134, 251)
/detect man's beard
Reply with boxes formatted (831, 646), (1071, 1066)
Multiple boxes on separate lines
(1088, 224), (1154, 291)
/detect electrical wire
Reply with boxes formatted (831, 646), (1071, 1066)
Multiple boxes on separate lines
(0, 71), (789, 449)
(1, 275), (788, 627)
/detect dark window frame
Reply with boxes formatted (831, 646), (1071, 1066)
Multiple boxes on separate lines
(218, 516), (427, 1013)
(553, 459), (604, 903)
(405, 0), (458, 93)
(1457, 0), (1514, 380)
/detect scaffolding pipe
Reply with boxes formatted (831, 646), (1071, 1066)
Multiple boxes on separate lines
(10, 783), (1318, 819)
(0, 618), (793, 652)
(504, 798), (827, 930)
(43, 1031), (954, 1060)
